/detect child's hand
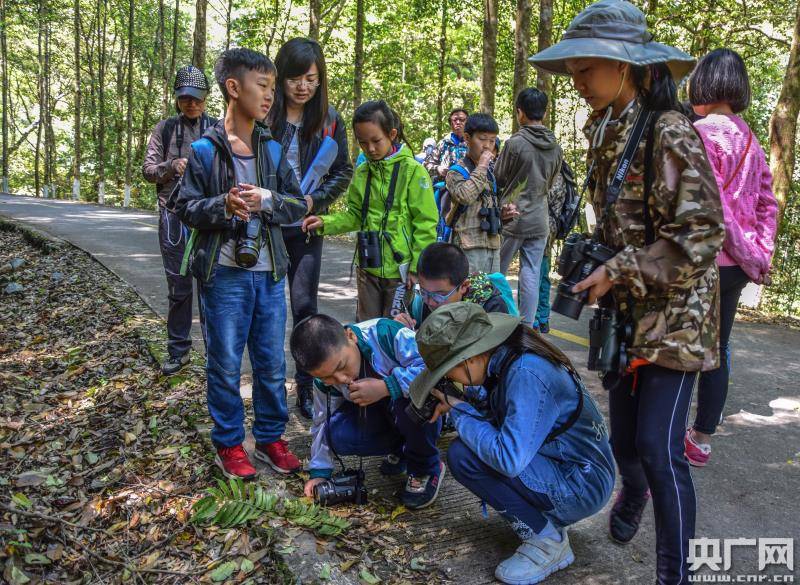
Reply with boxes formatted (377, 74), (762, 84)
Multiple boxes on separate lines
(238, 183), (269, 212)
(394, 312), (417, 329)
(348, 378), (389, 406)
(501, 203), (520, 223)
(302, 215), (323, 233)
(428, 387), (460, 424)
(304, 478), (325, 498)
(225, 187), (249, 221)
(478, 149), (495, 169)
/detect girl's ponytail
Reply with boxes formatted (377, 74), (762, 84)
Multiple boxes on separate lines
(632, 62), (679, 112)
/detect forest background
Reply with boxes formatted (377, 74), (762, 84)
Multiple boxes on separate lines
(1, 0), (799, 315)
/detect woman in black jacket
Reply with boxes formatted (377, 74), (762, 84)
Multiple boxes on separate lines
(269, 37), (353, 419)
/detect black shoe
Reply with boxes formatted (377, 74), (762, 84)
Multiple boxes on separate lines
(402, 461), (446, 510)
(161, 353), (190, 376)
(295, 385), (314, 420)
(609, 488), (650, 544)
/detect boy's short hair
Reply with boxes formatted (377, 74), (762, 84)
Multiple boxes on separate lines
(214, 48), (277, 103)
(464, 113), (499, 136)
(689, 48), (751, 113)
(516, 87), (548, 121)
(417, 243), (470, 286)
(290, 314), (347, 373)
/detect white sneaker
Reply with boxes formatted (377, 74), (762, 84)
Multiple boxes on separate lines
(494, 528), (575, 584)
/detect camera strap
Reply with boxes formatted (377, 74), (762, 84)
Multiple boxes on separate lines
(594, 108), (654, 239)
(360, 163), (401, 231)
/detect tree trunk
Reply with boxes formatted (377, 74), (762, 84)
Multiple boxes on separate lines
(124, 0), (134, 207)
(225, 0), (234, 49)
(72, 0), (81, 200)
(435, 0), (447, 139)
(768, 0), (800, 227)
(309, 0), (321, 40)
(480, 0), (498, 115)
(114, 33), (125, 185)
(168, 0), (179, 97)
(351, 0), (365, 158)
(512, 0), (532, 132)
(1, 0), (8, 193)
(97, 0), (107, 204)
(36, 0), (44, 197)
(536, 0), (553, 129)
(158, 0), (168, 116)
(44, 16), (54, 197)
(192, 0), (207, 71)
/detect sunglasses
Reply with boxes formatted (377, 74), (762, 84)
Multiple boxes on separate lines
(419, 280), (464, 305)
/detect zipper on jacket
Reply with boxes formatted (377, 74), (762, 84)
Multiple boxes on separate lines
(206, 232), (221, 282)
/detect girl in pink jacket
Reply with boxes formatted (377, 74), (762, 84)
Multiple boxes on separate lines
(686, 48), (778, 466)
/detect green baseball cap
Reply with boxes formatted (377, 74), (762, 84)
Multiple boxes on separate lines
(408, 302), (520, 409)
(528, 0), (695, 83)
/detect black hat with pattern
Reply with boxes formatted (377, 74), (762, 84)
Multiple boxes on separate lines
(174, 65), (210, 100)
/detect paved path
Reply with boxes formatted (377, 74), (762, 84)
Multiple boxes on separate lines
(2, 193), (799, 584)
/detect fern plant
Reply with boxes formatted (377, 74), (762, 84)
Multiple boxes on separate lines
(190, 478), (350, 537)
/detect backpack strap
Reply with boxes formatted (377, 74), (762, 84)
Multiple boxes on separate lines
(160, 116), (179, 162)
(192, 137), (216, 178)
(266, 139), (282, 172)
(496, 347), (584, 443)
(445, 163), (472, 234)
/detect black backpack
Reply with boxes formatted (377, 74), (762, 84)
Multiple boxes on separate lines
(549, 159), (581, 240)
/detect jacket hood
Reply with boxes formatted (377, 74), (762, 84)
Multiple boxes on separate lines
(517, 125), (558, 150)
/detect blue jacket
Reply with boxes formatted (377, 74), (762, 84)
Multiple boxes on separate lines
(308, 319), (425, 478)
(450, 346), (615, 527)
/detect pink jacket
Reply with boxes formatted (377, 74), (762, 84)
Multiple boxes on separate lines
(694, 114), (778, 284)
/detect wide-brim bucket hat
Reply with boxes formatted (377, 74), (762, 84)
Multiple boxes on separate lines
(529, 0), (695, 83)
(408, 302), (520, 409)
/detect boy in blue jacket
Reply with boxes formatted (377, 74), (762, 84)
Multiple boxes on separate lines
(170, 48), (307, 480)
(290, 314), (445, 509)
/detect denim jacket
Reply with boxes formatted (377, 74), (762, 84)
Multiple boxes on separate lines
(308, 318), (426, 478)
(450, 346), (615, 527)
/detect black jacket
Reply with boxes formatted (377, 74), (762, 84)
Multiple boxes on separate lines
(270, 106), (353, 214)
(169, 120), (307, 283)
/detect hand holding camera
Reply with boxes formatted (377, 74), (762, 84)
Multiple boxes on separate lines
(238, 183), (269, 212)
(428, 385), (464, 423)
(572, 265), (613, 305)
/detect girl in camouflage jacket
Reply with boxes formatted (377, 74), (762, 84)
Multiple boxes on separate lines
(530, 2), (725, 584)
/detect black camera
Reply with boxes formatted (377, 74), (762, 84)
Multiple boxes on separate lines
(406, 379), (463, 426)
(552, 233), (617, 320)
(587, 306), (630, 374)
(479, 206), (501, 236)
(234, 215), (263, 269)
(313, 468), (368, 506)
(356, 230), (382, 269)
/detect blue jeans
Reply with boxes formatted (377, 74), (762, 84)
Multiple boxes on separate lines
(447, 438), (554, 534)
(328, 397), (441, 476)
(500, 236), (547, 327)
(534, 251), (551, 328)
(201, 265), (288, 447)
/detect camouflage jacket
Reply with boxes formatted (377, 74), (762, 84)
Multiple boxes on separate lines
(583, 100), (725, 372)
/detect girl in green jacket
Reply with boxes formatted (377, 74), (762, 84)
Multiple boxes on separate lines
(303, 100), (438, 321)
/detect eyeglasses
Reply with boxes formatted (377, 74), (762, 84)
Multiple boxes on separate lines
(286, 78), (320, 89)
(420, 280), (464, 305)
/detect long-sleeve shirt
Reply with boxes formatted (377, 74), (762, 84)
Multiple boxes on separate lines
(445, 157), (501, 250)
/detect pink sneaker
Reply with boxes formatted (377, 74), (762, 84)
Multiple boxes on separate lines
(684, 428), (711, 467)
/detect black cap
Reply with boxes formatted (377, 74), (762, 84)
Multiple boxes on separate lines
(174, 65), (210, 100)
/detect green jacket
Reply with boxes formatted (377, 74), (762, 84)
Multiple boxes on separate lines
(320, 145), (438, 279)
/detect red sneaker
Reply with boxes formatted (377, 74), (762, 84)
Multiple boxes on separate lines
(684, 428), (711, 467)
(215, 445), (257, 480)
(253, 439), (302, 474)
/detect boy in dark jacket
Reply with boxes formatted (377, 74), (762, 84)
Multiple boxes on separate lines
(495, 88), (563, 329)
(170, 48), (307, 480)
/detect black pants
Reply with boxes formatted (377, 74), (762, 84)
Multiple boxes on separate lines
(608, 364), (697, 585)
(694, 265), (751, 434)
(283, 225), (324, 390)
(158, 207), (196, 359)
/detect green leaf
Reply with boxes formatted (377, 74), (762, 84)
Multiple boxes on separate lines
(85, 452), (99, 465)
(23, 553), (51, 566)
(210, 560), (237, 582)
(319, 563), (331, 580)
(239, 558), (255, 574)
(12, 492), (32, 509)
(410, 557), (429, 571)
(8, 565), (30, 585)
(359, 569), (381, 584)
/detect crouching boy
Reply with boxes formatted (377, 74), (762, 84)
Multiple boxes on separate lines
(290, 314), (445, 509)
